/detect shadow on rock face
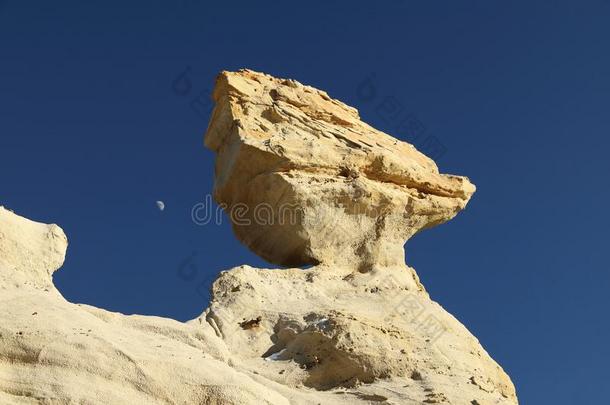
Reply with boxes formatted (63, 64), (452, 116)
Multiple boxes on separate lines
(204, 69), (476, 272)
(262, 312), (413, 390)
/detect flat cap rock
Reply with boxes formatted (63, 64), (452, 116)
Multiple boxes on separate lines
(205, 69), (475, 269)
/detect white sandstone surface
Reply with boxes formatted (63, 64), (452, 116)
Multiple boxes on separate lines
(0, 70), (518, 404)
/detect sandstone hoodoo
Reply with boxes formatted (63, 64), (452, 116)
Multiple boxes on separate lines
(205, 70), (475, 270)
(0, 70), (518, 404)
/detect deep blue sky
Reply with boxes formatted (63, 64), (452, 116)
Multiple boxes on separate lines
(1, 1), (609, 403)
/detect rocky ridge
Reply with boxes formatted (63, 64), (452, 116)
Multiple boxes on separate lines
(0, 70), (517, 404)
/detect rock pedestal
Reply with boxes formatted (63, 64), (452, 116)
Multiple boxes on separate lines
(0, 70), (518, 404)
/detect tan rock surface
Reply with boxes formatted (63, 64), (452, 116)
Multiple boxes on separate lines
(205, 70), (475, 270)
(0, 70), (518, 405)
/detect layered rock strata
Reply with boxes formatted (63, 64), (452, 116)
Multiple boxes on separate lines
(0, 70), (517, 405)
(205, 70), (475, 270)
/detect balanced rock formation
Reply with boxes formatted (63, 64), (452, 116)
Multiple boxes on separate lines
(205, 70), (475, 270)
(0, 70), (518, 404)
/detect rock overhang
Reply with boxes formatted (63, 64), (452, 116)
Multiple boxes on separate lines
(204, 69), (476, 269)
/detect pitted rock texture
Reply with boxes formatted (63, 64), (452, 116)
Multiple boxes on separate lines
(205, 69), (475, 269)
(0, 207), (293, 405)
(203, 264), (518, 404)
(0, 207), (517, 404)
(1, 70), (518, 405)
